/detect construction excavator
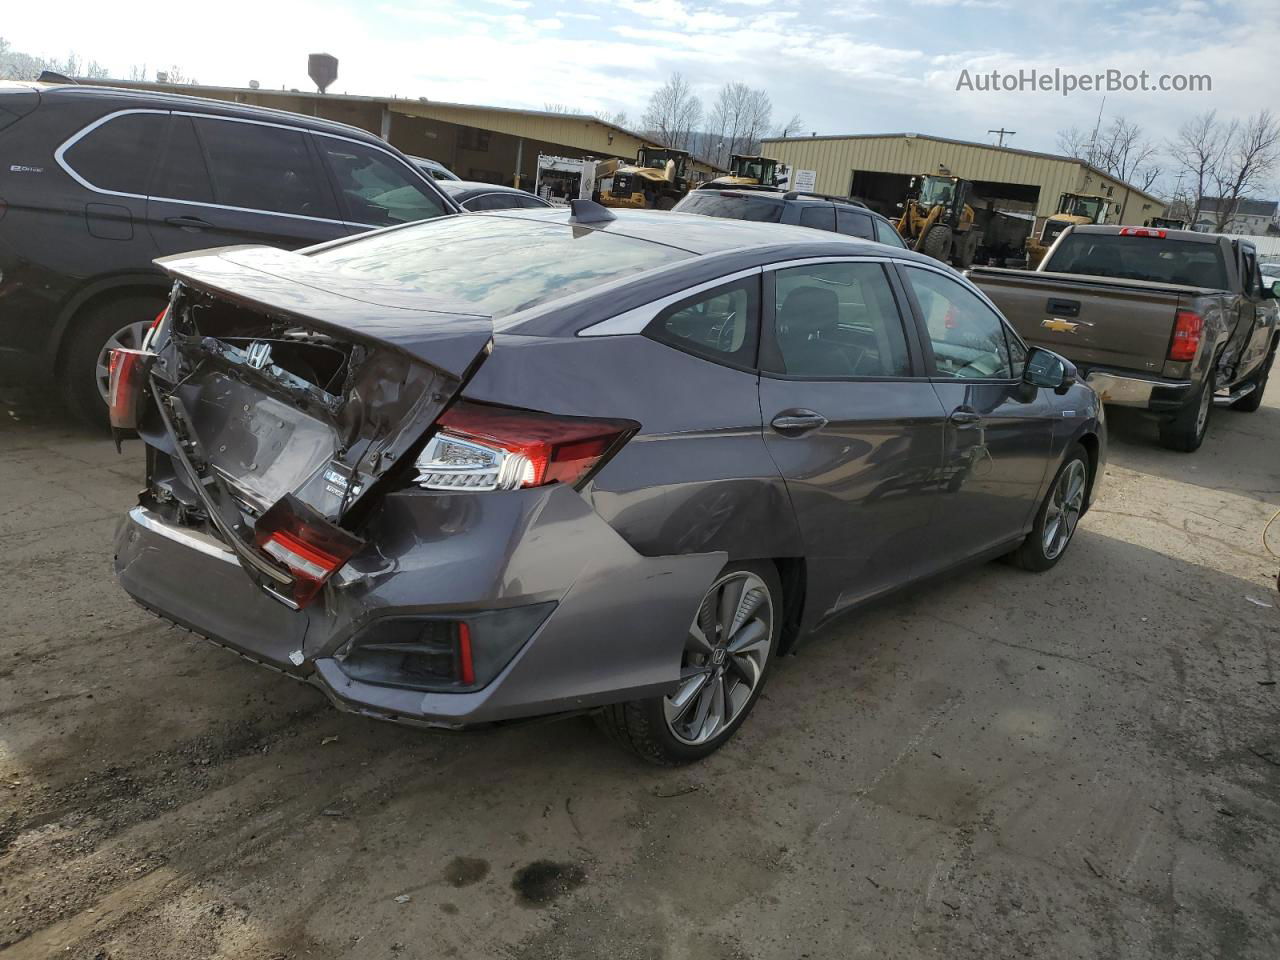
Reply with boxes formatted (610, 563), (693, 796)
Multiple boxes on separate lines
(1024, 193), (1116, 266)
(599, 147), (691, 210)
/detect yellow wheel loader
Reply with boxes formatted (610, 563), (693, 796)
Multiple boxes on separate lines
(1025, 193), (1115, 266)
(599, 147), (691, 210)
(703, 154), (784, 189)
(895, 175), (982, 266)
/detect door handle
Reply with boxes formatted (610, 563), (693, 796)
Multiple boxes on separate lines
(165, 215), (212, 230)
(948, 408), (982, 427)
(770, 410), (828, 436)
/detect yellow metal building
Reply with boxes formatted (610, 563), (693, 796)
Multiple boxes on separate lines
(762, 132), (1166, 227)
(80, 80), (723, 187)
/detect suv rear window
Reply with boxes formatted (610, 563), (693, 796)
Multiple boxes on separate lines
(674, 191), (783, 223)
(63, 112), (168, 194)
(311, 214), (692, 318)
(1049, 233), (1229, 289)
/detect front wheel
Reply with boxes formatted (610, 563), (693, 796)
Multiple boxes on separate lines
(921, 224), (952, 262)
(597, 561), (781, 765)
(1008, 445), (1090, 572)
(1230, 349), (1274, 413)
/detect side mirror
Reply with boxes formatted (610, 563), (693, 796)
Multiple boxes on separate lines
(1266, 279), (1280, 300)
(1024, 346), (1077, 393)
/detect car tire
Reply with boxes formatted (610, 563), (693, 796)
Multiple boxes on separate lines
(1009, 444), (1090, 572)
(1230, 348), (1274, 413)
(922, 224), (952, 262)
(1158, 373), (1214, 452)
(61, 295), (165, 427)
(597, 560), (782, 765)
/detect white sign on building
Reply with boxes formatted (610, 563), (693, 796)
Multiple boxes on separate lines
(793, 169), (818, 193)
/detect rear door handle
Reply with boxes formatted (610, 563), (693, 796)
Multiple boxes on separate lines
(948, 408), (982, 427)
(770, 409), (829, 436)
(165, 215), (212, 230)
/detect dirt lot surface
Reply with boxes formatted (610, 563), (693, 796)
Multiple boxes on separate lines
(2, 383), (1279, 960)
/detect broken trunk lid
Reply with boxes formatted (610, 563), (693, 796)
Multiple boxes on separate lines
(152, 244), (494, 526)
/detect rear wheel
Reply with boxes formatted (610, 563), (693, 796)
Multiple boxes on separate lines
(922, 224), (952, 262)
(1230, 349), (1274, 413)
(1009, 444), (1090, 572)
(1158, 374), (1214, 452)
(61, 295), (165, 427)
(597, 561), (781, 765)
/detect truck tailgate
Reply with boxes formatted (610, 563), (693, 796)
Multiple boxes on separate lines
(971, 267), (1189, 372)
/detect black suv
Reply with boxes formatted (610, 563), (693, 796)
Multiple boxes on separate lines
(673, 187), (909, 248)
(0, 82), (459, 421)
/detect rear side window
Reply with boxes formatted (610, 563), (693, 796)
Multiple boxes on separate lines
(63, 112), (168, 195)
(798, 205), (835, 232)
(152, 115), (213, 203)
(193, 117), (330, 218)
(464, 193), (519, 212)
(647, 277), (759, 368)
(673, 191), (783, 223)
(1048, 233), (1228, 289)
(874, 217), (908, 248)
(835, 208), (874, 239)
(318, 138), (448, 226)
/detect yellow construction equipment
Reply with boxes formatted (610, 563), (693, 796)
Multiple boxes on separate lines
(704, 154), (784, 189)
(1025, 193), (1115, 266)
(895, 175), (981, 265)
(599, 147), (691, 210)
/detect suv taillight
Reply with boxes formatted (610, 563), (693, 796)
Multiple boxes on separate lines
(414, 400), (637, 492)
(1169, 309), (1203, 362)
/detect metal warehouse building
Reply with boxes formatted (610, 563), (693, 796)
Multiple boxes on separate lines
(80, 80), (723, 187)
(762, 132), (1166, 229)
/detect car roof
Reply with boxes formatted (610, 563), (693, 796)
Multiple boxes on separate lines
(484, 207), (934, 260)
(39, 83), (389, 142)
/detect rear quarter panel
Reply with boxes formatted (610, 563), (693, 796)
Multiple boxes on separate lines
(461, 333), (803, 563)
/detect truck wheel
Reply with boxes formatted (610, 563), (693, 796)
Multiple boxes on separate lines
(61, 295), (166, 427)
(597, 561), (781, 765)
(1158, 374), (1214, 452)
(1008, 444), (1090, 572)
(922, 225), (952, 262)
(1230, 349), (1274, 413)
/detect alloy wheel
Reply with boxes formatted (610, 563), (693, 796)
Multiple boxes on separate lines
(94, 320), (153, 403)
(663, 571), (773, 746)
(1042, 459), (1087, 560)
(1195, 379), (1212, 437)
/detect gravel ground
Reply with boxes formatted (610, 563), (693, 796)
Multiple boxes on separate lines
(1, 383), (1278, 960)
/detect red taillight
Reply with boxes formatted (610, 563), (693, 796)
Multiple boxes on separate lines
(1119, 227), (1167, 238)
(253, 494), (364, 607)
(107, 347), (154, 431)
(456, 622), (475, 685)
(416, 400), (637, 492)
(1169, 309), (1203, 362)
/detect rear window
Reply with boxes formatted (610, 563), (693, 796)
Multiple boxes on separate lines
(310, 215), (692, 318)
(1048, 233), (1229, 289)
(674, 191), (783, 223)
(63, 112), (168, 194)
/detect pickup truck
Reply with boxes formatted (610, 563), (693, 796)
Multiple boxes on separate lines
(969, 225), (1279, 451)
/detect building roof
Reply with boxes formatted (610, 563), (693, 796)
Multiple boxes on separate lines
(1198, 197), (1279, 217)
(761, 131), (1165, 207)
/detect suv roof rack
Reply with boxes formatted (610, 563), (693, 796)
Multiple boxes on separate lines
(782, 190), (867, 207)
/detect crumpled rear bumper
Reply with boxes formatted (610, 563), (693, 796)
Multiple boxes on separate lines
(114, 486), (725, 728)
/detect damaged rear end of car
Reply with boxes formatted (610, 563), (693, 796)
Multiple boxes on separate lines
(113, 240), (721, 730)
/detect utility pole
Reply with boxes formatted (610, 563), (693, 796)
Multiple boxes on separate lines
(988, 127), (1016, 148)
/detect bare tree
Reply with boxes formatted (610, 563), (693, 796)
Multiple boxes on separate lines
(543, 102), (584, 114)
(641, 73), (702, 151)
(596, 108), (630, 129)
(1167, 110), (1229, 228)
(706, 82), (773, 167)
(1058, 116), (1160, 192)
(775, 113), (804, 139)
(127, 63), (149, 82)
(1210, 110), (1280, 232)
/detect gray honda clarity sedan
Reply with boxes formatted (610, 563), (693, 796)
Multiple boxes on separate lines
(111, 202), (1105, 764)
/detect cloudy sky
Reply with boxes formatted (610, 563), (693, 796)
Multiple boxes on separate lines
(3, 0), (1274, 171)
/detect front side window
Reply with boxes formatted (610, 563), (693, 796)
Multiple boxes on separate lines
(903, 266), (1013, 379)
(648, 278), (759, 367)
(311, 215), (692, 319)
(874, 217), (908, 248)
(193, 117), (329, 218)
(769, 261), (911, 378)
(64, 112), (169, 195)
(318, 138), (448, 226)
